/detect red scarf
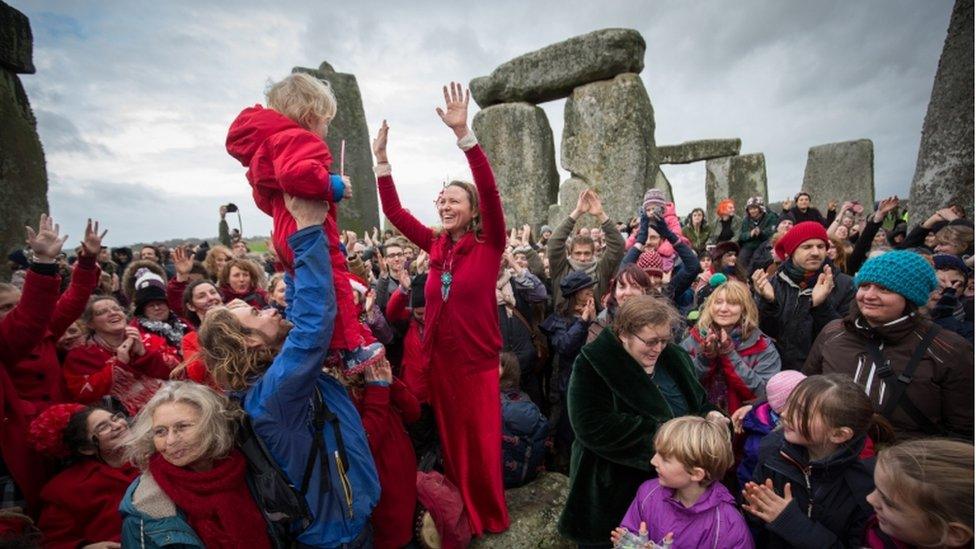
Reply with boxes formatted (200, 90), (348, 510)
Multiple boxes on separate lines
(149, 450), (272, 549)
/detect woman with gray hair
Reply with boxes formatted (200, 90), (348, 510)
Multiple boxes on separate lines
(118, 381), (275, 548)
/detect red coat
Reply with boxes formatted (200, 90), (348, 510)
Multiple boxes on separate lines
(63, 335), (175, 415)
(354, 381), (421, 549)
(166, 276), (187, 317)
(378, 143), (510, 535)
(386, 289), (429, 404)
(37, 459), (138, 548)
(0, 268), (63, 515)
(220, 284), (269, 309)
(225, 105), (369, 351)
(8, 255), (99, 412)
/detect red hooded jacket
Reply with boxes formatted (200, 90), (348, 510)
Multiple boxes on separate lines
(225, 105), (369, 351)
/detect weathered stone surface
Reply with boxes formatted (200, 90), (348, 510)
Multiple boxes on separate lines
(472, 472), (573, 549)
(0, 2), (33, 74)
(801, 139), (875, 213)
(909, 0), (974, 222)
(0, 69), (48, 279)
(705, 153), (768, 218)
(657, 139), (742, 164)
(559, 73), (657, 225)
(472, 103), (559, 230)
(470, 29), (645, 108)
(293, 62), (379, 234)
(548, 176), (590, 228)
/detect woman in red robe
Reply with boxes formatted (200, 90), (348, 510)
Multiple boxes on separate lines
(372, 82), (509, 535)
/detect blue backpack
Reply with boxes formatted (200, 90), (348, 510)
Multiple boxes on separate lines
(501, 390), (549, 488)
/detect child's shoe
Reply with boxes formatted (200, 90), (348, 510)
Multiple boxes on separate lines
(341, 341), (386, 376)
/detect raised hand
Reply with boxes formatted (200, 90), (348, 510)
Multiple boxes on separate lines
(827, 200), (838, 211)
(26, 214), (69, 263)
(521, 224), (531, 245)
(873, 196), (899, 223)
(283, 193), (330, 230)
(125, 327), (146, 357)
(586, 189), (606, 220)
(115, 337), (133, 365)
(364, 288), (376, 313)
(435, 82), (470, 135)
(810, 265), (835, 307)
(81, 218), (108, 257)
(743, 479), (793, 524)
(415, 250), (429, 274)
(342, 175), (353, 199)
(730, 404), (754, 434)
(173, 246), (194, 281)
(572, 189), (591, 219)
(372, 119), (390, 164)
(751, 269), (775, 303)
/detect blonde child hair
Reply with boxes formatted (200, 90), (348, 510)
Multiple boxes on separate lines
(266, 72), (337, 130)
(876, 439), (974, 546)
(653, 416), (734, 485)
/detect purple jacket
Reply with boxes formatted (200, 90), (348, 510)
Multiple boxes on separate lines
(620, 479), (754, 549)
(737, 402), (777, 488)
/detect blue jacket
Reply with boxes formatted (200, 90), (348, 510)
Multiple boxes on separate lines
(119, 474), (204, 549)
(244, 226), (380, 547)
(501, 389), (549, 488)
(736, 401), (777, 488)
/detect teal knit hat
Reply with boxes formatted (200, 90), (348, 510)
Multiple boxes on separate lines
(853, 250), (938, 307)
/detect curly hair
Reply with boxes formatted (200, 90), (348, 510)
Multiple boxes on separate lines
(196, 306), (277, 391)
(218, 258), (265, 291)
(122, 381), (240, 469)
(204, 245), (232, 280)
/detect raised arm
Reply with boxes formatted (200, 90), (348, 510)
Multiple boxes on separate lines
(246, 197), (336, 424)
(372, 120), (435, 251)
(49, 219), (106, 338)
(437, 82), (506, 250)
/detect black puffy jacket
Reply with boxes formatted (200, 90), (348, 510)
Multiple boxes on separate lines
(750, 430), (875, 549)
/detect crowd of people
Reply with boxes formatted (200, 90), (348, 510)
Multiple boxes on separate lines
(0, 75), (972, 549)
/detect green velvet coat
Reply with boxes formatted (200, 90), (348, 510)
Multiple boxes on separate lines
(556, 326), (717, 545)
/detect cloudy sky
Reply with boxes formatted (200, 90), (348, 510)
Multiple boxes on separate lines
(16, 0), (954, 246)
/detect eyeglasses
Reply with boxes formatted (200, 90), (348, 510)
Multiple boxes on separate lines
(92, 412), (127, 437)
(93, 305), (124, 316)
(152, 421), (197, 440)
(631, 332), (670, 349)
(385, 252), (404, 258)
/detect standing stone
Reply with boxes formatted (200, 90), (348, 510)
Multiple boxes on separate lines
(705, 154), (768, 218)
(548, 177), (590, 228)
(657, 139), (742, 164)
(801, 139), (875, 213)
(472, 103), (559, 229)
(470, 29), (645, 108)
(0, 2), (47, 280)
(556, 73), (659, 226)
(909, 0), (974, 222)
(293, 62), (379, 234)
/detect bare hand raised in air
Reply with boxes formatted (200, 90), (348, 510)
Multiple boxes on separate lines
(26, 214), (69, 263)
(436, 82), (470, 137)
(372, 120), (389, 164)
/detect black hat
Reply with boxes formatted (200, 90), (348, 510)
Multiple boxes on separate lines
(410, 273), (427, 309)
(133, 268), (167, 316)
(710, 240), (740, 263)
(560, 270), (596, 297)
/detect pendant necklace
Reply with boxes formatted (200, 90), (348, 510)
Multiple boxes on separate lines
(440, 247), (455, 302)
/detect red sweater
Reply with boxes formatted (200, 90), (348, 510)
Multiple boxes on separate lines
(0, 267), (63, 515)
(37, 459), (138, 548)
(377, 144), (506, 364)
(8, 255), (99, 412)
(63, 336), (175, 415)
(354, 381), (421, 549)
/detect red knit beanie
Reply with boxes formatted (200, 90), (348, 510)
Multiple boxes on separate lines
(775, 221), (828, 259)
(28, 403), (86, 458)
(637, 249), (664, 277)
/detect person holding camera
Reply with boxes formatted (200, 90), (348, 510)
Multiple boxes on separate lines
(218, 203), (238, 248)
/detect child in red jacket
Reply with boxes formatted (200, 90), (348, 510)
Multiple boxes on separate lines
(226, 72), (382, 372)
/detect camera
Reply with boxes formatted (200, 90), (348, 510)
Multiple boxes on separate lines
(225, 203), (239, 213)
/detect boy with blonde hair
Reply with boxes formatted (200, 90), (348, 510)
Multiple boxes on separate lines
(226, 72), (383, 372)
(612, 416), (753, 549)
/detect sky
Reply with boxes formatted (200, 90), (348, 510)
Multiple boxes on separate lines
(15, 0), (954, 246)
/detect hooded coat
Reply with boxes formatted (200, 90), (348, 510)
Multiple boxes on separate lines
(750, 430), (874, 549)
(619, 478), (753, 549)
(225, 105), (366, 352)
(557, 327), (717, 545)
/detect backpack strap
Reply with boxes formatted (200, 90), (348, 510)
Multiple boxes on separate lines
(300, 387), (331, 495)
(865, 323), (944, 434)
